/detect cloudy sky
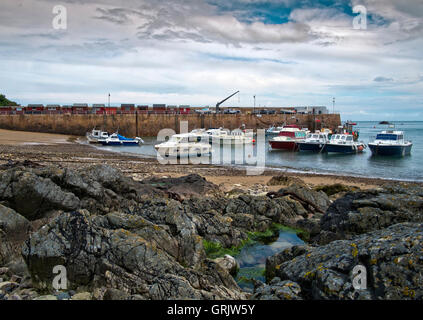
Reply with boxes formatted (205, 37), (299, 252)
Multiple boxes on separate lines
(0, 0), (422, 120)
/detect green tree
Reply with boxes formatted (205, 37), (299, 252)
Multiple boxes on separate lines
(0, 94), (18, 106)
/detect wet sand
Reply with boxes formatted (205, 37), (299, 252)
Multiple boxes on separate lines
(0, 128), (74, 145)
(0, 129), (415, 190)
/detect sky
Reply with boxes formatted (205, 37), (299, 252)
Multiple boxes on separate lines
(0, 0), (422, 120)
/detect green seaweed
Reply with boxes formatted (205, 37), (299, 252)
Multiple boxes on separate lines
(203, 238), (254, 260)
(236, 267), (266, 284)
(203, 223), (309, 260)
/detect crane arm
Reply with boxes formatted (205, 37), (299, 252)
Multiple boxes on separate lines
(216, 91), (239, 113)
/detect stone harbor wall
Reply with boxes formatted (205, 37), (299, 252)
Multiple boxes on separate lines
(0, 113), (341, 137)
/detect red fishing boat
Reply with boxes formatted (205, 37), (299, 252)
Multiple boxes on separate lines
(269, 125), (308, 151)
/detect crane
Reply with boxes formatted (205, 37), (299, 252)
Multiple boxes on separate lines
(216, 91), (239, 114)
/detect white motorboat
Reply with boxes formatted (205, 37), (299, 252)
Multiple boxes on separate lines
(155, 133), (212, 158)
(326, 134), (366, 154)
(368, 130), (412, 156)
(203, 128), (254, 145)
(297, 131), (330, 152)
(86, 129), (109, 143)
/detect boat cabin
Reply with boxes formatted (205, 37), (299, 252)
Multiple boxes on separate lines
(278, 128), (306, 139)
(375, 131), (405, 142)
(330, 134), (354, 144)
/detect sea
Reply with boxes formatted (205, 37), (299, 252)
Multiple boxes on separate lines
(94, 121), (423, 182)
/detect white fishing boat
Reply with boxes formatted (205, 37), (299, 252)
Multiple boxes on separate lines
(155, 133), (212, 158)
(297, 132), (330, 152)
(368, 130), (412, 156)
(326, 134), (366, 154)
(86, 129), (109, 143)
(203, 128), (254, 145)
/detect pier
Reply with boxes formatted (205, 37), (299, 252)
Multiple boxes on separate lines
(0, 113), (341, 137)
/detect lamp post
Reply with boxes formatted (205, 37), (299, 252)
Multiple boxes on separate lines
(333, 97), (335, 114)
(253, 95), (256, 114)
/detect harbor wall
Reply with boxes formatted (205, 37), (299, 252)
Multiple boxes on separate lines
(0, 113), (341, 137)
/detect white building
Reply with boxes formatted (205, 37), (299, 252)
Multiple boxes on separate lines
(294, 106), (328, 115)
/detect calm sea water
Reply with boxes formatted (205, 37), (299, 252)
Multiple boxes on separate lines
(234, 230), (304, 291)
(94, 121), (423, 182)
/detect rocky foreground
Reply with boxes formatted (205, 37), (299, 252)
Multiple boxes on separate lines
(0, 162), (422, 300)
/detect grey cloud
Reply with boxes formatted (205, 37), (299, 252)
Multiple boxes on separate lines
(94, 7), (151, 25)
(374, 76), (394, 82)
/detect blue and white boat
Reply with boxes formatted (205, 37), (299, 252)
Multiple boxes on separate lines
(368, 130), (412, 156)
(297, 132), (330, 152)
(326, 134), (366, 154)
(99, 133), (144, 146)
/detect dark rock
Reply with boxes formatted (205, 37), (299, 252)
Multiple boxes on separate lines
(251, 278), (302, 300)
(103, 288), (129, 300)
(22, 210), (246, 300)
(268, 184), (331, 214)
(267, 175), (306, 187)
(0, 169), (80, 220)
(141, 174), (220, 200)
(270, 223), (423, 300)
(265, 245), (312, 282)
(0, 205), (31, 265)
(319, 185), (423, 243)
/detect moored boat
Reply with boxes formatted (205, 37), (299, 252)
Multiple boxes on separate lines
(326, 134), (366, 154)
(155, 133), (212, 158)
(269, 126), (307, 151)
(86, 128), (109, 143)
(368, 130), (412, 156)
(297, 132), (330, 152)
(99, 133), (144, 146)
(203, 128), (254, 145)
(266, 126), (284, 137)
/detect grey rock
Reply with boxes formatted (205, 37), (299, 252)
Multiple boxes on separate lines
(103, 288), (129, 300)
(22, 210), (246, 300)
(0, 168), (80, 220)
(319, 185), (423, 243)
(71, 292), (92, 300)
(214, 255), (239, 276)
(252, 278), (302, 300)
(270, 223), (423, 300)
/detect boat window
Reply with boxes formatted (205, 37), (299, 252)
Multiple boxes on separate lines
(346, 136), (353, 141)
(376, 134), (397, 140)
(398, 135), (403, 140)
(341, 136), (346, 140)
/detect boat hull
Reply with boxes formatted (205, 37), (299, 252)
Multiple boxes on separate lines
(298, 142), (326, 152)
(100, 141), (140, 146)
(368, 143), (412, 156)
(269, 140), (298, 151)
(326, 144), (364, 154)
